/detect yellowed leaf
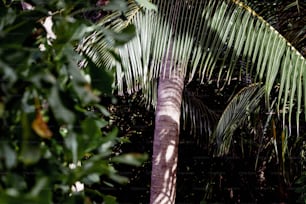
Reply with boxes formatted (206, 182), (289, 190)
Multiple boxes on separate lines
(32, 111), (53, 139)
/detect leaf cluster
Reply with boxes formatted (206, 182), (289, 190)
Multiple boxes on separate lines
(0, 0), (147, 203)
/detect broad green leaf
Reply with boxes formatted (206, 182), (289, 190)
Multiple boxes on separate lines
(95, 104), (111, 117)
(48, 86), (75, 124)
(0, 60), (17, 86)
(1, 143), (17, 169)
(81, 156), (110, 175)
(86, 57), (115, 95)
(20, 112), (41, 165)
(104, 24), (136, 46)
(109, 173), (129, 184)
(99, 128), (118, 154)
(29, 177), (49, 197)
(103, 195), (117, 204)
(81, 118), (104, 153)
(64, 132), (78, 164)
(0, 10), (45, 45)
(112, 153), (148, 166)
(2, 173), (27, 190)
(20, 144), (41, 165)
(0, 8), (16, 31)
(82, 173), (100, 185)
(82, 118), (101, 139)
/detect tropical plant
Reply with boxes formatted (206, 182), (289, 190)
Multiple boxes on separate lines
(0, 0), (147, 203)
(80, 0), (306, 203)
(242, 0), (306, 55)
(240, 1), (306, 201)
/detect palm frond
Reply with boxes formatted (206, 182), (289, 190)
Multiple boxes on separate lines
(241, 0), (306, 52)
(181, 88), (218, 146)
(81, 0), (306, 133)
(212, 84), (264, 156)
(79, 0), (141, 94)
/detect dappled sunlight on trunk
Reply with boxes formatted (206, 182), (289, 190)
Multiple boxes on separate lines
(150, 71), (184, 203)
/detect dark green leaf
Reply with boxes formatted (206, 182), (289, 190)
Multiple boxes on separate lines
(0, 10), (45, 45)
(2, 173), (27, 190)
(109, 173), (129, 184)
(48, 86), (75, 124)
(104, 24), (136, 46)
(20, 144), (41, 165)
(20, 112), (41, 165)
(82, 118), (101, 139)
(102, 195), (117, 204)
(64, 132), (78, 164)
(29, 177), (49, 197)
(86, 57), (114, 95)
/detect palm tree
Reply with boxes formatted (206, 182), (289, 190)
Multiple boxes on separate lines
(80, 0), (306, 203)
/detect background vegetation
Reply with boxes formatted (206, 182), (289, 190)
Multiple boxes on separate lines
(0, 0), (146, 203)
(0, 0), (305, 203)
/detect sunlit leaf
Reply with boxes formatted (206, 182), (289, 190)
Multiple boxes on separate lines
(0, 143), (17, 169)
(29, 177), (49, 197)
(95, 104), (111, 117)
(82, 173), (100, 185)
(64, 132), (78, 164)
(112, 153), (148, 166)
(135, 0), (157, 11)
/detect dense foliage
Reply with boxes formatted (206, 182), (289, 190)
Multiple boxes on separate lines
(0, 0), (147, 203)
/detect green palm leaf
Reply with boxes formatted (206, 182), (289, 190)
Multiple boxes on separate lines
(212, 84), (264, 156)
(80, 0), (306, 133)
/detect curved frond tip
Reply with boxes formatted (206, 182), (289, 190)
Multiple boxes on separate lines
(212, 84), (264, 156)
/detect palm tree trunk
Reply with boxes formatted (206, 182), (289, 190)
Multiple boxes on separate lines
(150, 58), (184, 203)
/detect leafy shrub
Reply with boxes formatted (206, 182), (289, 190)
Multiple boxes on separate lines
(0, 0), (146, 203)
